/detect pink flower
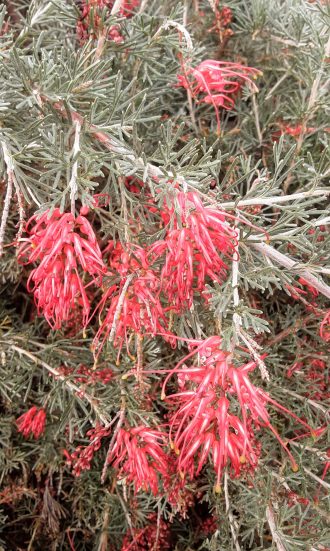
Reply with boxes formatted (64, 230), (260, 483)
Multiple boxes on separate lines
(150, 191), (237, 311)
(177, 59), (261, 133)
(107, 426), (169, 495)
(165, 337), (314, 489)
(16, 406), (46, 439)
(68, 425), (111, 476)
(121, 513), (171, 551)
(93, 242), (173, 357)
(19, 208), (106, 330)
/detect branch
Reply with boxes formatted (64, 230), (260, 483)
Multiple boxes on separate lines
(110, 0), (124, 15)
(265, 505), (287, 551)
(218, 189), (330, 208)
(11, 344), (111, 426)
(248, 239), (330, 300)
(69, 119), (81, 215)
(232, 227), (269, 379)
(108, 273), (135, 344)
(0, 141), (14, 256)
(224, 471), (241, 551)
(0, 141), (25, 253)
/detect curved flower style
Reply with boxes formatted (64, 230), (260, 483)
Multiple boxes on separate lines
(177, 59), (261, 133)
(166, 337), (314, 490)
(19, 209), (106, 330)
(150, 191), (237, 311)
(107, 425), (169, 495)
(16, 406), (46, 439)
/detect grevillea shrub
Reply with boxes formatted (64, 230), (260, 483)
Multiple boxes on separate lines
(0, 1), (329, 549)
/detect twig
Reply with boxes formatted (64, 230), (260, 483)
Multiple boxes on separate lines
(0, 141), (14, 256)
(265, 314), (315, 347)
(116, 487), (133, 534)
(95, 28), (107, 61)
(11, 344), (110, 426)
(289, 441), (328, 462)
(248, 239), (330, 300)
(110, 0), (124, 15)
(252, 93), (262, 145)
(69, 120), (81, 215)
(154, 20), (193, 51)
(108, 274), (135, 344)
(232, 231), (269, 379)
(303, 467), (330, 490)
(1, 141), (25, 250)
(280, 388), (328, 416)
(153, 502), (162, 551)
(265, 505), (287, 551)
(15, 187), (25, 244)
(265, 72), (289, 101)
(137, 0), (149, 14)
(224, 470), (241, 551)
(218, 188), (330, 208)
(98, 503), (111, 551)
(101, 402), (125, 484)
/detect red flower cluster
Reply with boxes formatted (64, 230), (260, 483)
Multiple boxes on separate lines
(121, 513), (171, 551)
(19, 208), (106, 330)
(165, 337), (313, 490)
(272, 122), (316, 140)
(66, 425), (111, 476)
(93, 242), (172, 357)
(56, 364), (113, 385)
(287, 355), (329, 402)
(150, 191), (237, 311)
(177, 60), (261, 132)
(16, 406), (46, 439)
(107, 425), (168, 495)
(77, 0), (139, 43)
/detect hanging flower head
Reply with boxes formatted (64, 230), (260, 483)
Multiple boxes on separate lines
(150, 191), (237, 311)
(177, 59), (261, 133)
(19, 208), (106, 330)
(165, 337), (314, 490)
(107, 425), (169, 495)
(16, 406), (46, 439)
(93, 242), (173, 357)
(121, 513), (171, 551)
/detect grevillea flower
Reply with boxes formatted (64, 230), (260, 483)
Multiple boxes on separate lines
(19, 208), (106, 330)
(121, 513), (171, 551)
(93, 242), (172, 357)
(150, 191), (237, 311)
(165, 337), (314, 490)
(107, 425), (169, 495)
(272, 122), (316, 141)
(77, 0), (139, 43)
(16, 406), (46, 439)
(56, 364), (113, 385)
(67, 425), (111, 476)
(177, 59), (261, 133)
